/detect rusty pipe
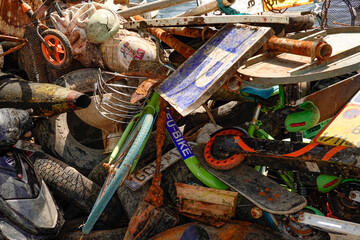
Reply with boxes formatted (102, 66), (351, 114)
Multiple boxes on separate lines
(133, 15), (196, 59)
(162, 27), (217, 40)
(266, 36), (332, 60)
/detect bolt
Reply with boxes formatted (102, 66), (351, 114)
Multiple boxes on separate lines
(251, 207), (263, 219)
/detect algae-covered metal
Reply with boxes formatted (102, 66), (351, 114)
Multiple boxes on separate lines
(156, 24), (274, 116)
(0, 75), (90, 117)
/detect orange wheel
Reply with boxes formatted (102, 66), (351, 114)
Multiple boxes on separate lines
(204, 129), (246, 170)
(41, 29), (72, 69)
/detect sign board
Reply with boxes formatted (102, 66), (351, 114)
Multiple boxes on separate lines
(313, 90), (360, 147)
(156, 24), (273, 116)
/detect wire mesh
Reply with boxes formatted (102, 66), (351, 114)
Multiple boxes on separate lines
(323, 0), (360, 27)
(93, 69), (148, 124)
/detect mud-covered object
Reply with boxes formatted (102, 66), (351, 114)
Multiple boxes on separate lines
(50, 3), (125, 67)
(0, 108), (33, 147)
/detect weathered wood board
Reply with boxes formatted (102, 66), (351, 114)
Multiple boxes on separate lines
(156, 24), (273, 116)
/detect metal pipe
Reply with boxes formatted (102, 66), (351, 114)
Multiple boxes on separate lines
(0, 78), (90, 117)
(118, 0), (194, 19)
(175, 0), (235, 17)
(162, 27), (217, 39)
(133, 15), (196, 58)
(266, 36), (332, 60)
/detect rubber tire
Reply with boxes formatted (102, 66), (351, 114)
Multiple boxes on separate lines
(328, 181), (360, 223)
(82, 113), (154, 234)
(31, 151), (124, 227)
(41, 29), (73, 69)
(33, 69), (112, 175)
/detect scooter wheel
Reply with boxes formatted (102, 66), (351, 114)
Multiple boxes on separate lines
(328, 181), (360, 223)
(204, 129), (245, 170)
(41, 29), (73, 69)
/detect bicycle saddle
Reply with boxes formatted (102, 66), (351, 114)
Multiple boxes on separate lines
(240, 85), (279, 100)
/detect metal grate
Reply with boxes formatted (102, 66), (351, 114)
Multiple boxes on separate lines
(93, 69), (147, 124)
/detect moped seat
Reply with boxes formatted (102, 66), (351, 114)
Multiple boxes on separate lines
(240, 85), (279, 100)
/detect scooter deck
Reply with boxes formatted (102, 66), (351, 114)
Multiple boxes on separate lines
(193, 144), (307, 215)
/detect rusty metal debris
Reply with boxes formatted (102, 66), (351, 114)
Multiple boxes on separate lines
(1, 1), (360, 239)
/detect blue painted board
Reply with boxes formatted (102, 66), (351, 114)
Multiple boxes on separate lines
(156, 24), (274, 116)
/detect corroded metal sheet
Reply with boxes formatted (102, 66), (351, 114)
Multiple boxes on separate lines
(0, 0), (42, 37)
(156, 24), (273, 116)
(296, 74), (360, 123)
(239, 27), (360, 84)
(313, 89), (360, 148)
(123, 15), (289, 29)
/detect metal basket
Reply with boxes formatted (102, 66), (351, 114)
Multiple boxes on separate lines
(94, 69), (147, 123)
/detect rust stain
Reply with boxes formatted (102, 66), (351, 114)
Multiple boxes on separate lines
(265, 188), (270, 191)
(267, 197), (273, 201)
(258, 191), (266, 196)
(0, 0), (43, 37)
(244, 179), (249, 182)
(274, 193), (280, 198)
(133, 15), (195, 59)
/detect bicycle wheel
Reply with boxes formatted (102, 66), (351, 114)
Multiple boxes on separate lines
(82, 113), (154, 234)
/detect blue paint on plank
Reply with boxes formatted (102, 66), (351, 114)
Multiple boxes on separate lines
(158, 25), (266, 112)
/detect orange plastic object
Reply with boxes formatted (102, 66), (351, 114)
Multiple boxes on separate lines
(204, 129), (245, 170)
(41, 34), (67, 66)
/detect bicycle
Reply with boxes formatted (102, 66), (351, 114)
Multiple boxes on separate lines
(82, 75), (227, 234)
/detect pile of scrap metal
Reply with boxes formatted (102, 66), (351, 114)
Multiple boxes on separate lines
(0, 0), (360, 239)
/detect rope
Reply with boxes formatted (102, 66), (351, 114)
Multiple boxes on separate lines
(216, 0), (249, 15)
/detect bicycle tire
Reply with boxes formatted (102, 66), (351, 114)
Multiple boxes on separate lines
(82, 113), (154, 234)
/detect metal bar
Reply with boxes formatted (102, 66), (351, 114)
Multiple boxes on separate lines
(298, 212), (360, 236)
(0, 41), (28, 57)
(162, 27), (217, 39)
(118, 0), (194, 19)
(123, 15), (290, 29)
(175, 0), (234, 17)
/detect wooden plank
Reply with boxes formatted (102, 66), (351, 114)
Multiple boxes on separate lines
(123, 15), (289, 29)
(156, 24), (274, 116)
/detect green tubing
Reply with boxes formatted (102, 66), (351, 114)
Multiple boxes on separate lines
(184, 156), (228, 190)
(108, 119), (135, 164)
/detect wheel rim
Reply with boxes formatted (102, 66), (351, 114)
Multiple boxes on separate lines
(41, 34), (67, 66)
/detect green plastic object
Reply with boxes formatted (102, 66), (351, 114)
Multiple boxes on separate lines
(316, 175), (343, 193)
(285, 101), (320, 132)
(303, 118), (331, 139)
(86, 9), (120, 44)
